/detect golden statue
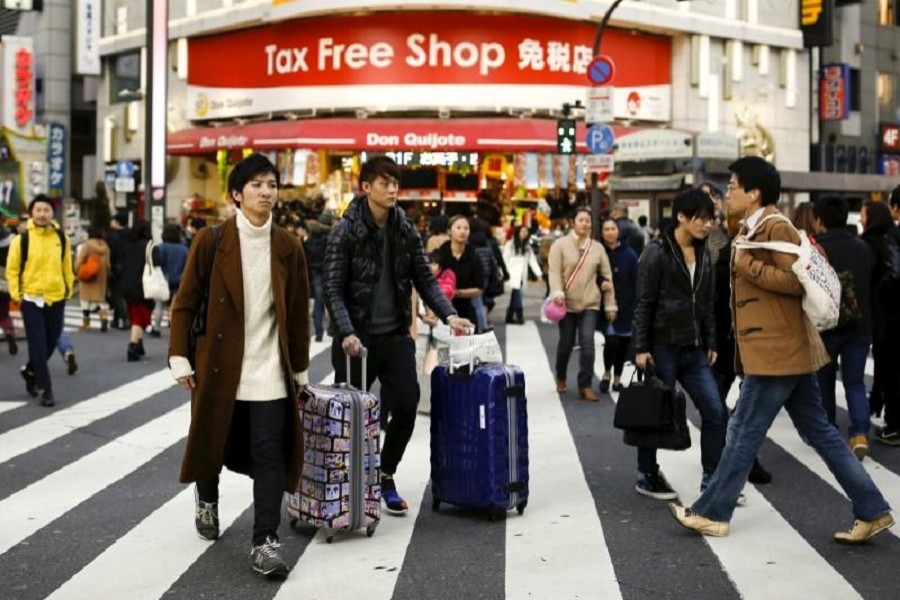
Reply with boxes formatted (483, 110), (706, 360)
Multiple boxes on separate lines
(735, 108), (776, 163)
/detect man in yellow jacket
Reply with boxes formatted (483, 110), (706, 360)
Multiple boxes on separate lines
(4, 195), (74, 407)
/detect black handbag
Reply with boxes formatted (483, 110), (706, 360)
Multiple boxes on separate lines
(614, 368), (691, 451)
(188, 226), (222, 366)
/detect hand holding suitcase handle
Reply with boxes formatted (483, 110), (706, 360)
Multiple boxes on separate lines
(344, 346), (368, 391)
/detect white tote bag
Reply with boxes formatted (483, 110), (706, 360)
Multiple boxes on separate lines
(142, 241), (170, 302)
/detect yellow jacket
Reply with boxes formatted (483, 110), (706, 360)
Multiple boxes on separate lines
(4, 219), (74, 304)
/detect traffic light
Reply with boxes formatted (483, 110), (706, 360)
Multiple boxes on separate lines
(557, 119), (576, 155)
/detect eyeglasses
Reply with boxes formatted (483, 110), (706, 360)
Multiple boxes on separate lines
(726, 181), (740, 190)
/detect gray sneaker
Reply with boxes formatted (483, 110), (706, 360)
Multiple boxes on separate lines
(250, 536), (289, 578)
(194, 499), (219, 541)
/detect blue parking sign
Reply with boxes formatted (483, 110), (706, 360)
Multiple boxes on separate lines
(586, 124), (615, 154)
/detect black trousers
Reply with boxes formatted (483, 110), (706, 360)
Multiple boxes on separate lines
(196, 399), (288, 546)
(877, 321), (900, 430)
(332, 329), (418, 476)
(602, 335), (631, 378)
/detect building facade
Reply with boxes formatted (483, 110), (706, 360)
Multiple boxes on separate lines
(96, 0), (816, 225)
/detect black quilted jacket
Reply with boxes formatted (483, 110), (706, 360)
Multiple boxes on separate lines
(324, 196), (456, 339)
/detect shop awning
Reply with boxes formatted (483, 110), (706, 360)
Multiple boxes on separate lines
(166, 118), (637, 155)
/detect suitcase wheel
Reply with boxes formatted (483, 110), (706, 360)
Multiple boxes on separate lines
(326, 535), (334, 544)
(431, 498), (440, 511)
(516, 501), (527, 516)
(366, 525), (376, 538)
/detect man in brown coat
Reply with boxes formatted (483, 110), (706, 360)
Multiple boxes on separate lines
(670, 156), (892, 543)
(169, 153), (310, 578)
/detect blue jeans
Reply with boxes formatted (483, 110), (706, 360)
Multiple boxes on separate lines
(472, 295), (489, 332)
(817, 331), (871, 437)
(692, 373), (890, 522)
(638, 346), (727, 477)
(56, 330), (74, 358)
(509, 288), (523, 311)
(311, 270), (325, 338)
(21, 300), (65, 391)
(556, 309), (598, 389)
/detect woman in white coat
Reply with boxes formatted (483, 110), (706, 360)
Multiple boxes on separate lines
(503, 225), (542, 324)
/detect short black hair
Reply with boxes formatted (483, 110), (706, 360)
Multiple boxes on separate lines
(113, 211), (129, 227)
(227, 153), (279, 207)
(360, 155), (401, 185)
(571, 206), (592, 220)
(189, 217), (207, 230)
(637, 215), (648, 227)
(673, 188), (715, 221)
(162, 223), (183, 243)
(814, 195), (849, 230)
(728, 156), (780, 206)
(890, 184), (900, 210)
(28, 194), (54, 215)
(87, 226), (104, 240)
(130, 218), (152, 241)
(429, 214), (449, 235)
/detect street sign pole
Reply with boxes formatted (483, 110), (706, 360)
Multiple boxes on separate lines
(587, 0), (627, 238)
(145, 0), (168, 242)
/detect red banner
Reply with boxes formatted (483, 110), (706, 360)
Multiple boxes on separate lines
(188, 12), (671, 89)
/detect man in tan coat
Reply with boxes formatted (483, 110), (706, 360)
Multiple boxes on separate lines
(169, 153), (310, 578)
(671, 156), (892, 543)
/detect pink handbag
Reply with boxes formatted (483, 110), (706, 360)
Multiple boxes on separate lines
(541, 297), (567, 322)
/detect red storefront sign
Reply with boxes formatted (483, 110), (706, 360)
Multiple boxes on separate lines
(14, 48), (33, 128)
(880, 123), (900, 153)
(189, 12), (670, 88)
(819, 63), (849, 121)
(167, 118), (638, 155)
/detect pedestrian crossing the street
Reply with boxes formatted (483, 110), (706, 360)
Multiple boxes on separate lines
(0, 322), (897, 599)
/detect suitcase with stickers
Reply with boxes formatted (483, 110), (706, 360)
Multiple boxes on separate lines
(429, 360), (529, 520)
(287, 350), (381, 542)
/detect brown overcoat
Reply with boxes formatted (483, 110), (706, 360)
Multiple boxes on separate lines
(75, 238), (110, 303)
(168, 217), (310, 489)
(732, 206), (830, 376)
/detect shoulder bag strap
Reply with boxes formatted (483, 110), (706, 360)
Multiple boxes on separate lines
(564, 238), (593, 291)
(734, 239), (801, 255)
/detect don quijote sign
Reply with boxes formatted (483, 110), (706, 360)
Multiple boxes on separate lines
(366, 131), (466, 149)
(199, 134), (250, 149)
(187, 12), (671, 120)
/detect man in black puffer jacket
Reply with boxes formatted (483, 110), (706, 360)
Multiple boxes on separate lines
(324, 155), (474, 515)
(632, 188), (727, 502)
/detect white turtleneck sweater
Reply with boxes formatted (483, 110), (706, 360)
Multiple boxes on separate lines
(168, 211), (308, 397)
(233, 210), (286, 401)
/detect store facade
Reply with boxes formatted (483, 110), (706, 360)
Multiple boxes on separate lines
(97, 0), (809, 226)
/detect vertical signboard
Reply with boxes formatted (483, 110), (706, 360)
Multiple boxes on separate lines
(800, 0), (833, 48)
(75, 0), (102, 75)
(0, 36), (36, 135)
(47, 122), (66, 198)
(820, 64), (850, 121)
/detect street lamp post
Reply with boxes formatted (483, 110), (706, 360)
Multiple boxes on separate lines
(145, 0), (168, 242)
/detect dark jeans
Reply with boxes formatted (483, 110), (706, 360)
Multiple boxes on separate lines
(874, 322), (900, 430)
(817, 331), (871, 437)
(311, 270), (325, 338)
(602, 335), (630, 378)
(638, 345), (727, 477)
(21, 300), (65, 391)
(509, 288), (523, 311)
(556, 309), (598, 389)
(196, 399), (288, 546)
(332, 330), (418, 476)
(692, 374), (890, 523)
(109, 278), (128, 326)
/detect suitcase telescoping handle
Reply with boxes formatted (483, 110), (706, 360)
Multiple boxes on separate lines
(345, 347), (367, 390)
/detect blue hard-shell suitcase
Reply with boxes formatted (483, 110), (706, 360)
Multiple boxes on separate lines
(430, 363), (529, 519)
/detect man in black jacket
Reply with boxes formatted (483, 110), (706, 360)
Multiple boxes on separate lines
(324, 155), (473, 514)
(632, 189), (727, 500)
(814, 196), (876, 459)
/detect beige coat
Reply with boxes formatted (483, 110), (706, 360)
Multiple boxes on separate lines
(732, 206), (830, 376)
(548, 233), (617, 313)
(75, 238), (110, 303)
(169, 218), (310, 488)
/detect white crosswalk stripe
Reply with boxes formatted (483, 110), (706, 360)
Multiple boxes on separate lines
(0, 323), (897, 599)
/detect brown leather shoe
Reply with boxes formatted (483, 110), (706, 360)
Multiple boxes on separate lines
(555, 379), (567, 393)
(579, 387), (600, 402)
(833, 513), (894, 544)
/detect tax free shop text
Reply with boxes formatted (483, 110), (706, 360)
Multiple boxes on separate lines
(265, 34), (505, 77)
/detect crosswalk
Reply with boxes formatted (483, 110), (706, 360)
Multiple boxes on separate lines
(0, 321), (898, 599)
